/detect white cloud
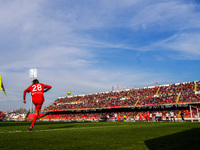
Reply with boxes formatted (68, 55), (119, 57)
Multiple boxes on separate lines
(129, 1), (200, 31)
(144, 33), (200, 59)
(0, 46), (95, 72)
(164, 33), (200, 55)
(0, 1), (39, 26)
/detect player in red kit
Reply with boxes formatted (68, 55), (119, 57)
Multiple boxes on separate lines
(23, 79), (51, 130)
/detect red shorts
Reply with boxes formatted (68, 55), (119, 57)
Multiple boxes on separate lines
(32, 100), (44, 111)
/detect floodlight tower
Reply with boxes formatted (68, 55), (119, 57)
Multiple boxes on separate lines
(30, 69), (37, 79)
(29, 69), (37, 112)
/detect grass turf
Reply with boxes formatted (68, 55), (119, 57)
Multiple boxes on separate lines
(0, 121), (199, 150)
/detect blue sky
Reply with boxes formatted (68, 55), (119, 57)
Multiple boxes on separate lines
(0, 0), (200, 112)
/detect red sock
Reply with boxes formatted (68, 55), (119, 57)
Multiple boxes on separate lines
(31, 115), (38, 127)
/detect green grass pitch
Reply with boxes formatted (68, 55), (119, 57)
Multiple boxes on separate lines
(0, 121), (200, 150)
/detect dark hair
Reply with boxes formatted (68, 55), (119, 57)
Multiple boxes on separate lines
(32, 79), (39, 85)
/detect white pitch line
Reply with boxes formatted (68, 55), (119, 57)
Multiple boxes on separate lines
(0, 123), (175, 134)
(0, 130), (23, 133)
(0, 125), (130, 133)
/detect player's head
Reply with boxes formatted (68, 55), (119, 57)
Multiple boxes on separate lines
(32, 79), (39, 85)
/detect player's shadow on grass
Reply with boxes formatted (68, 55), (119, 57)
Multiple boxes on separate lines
(145, 128), (200, 150)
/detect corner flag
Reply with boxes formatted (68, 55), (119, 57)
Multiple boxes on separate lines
(0, 76), (7, 96)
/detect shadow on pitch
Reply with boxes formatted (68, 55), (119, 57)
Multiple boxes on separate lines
(144, 128), (200, 150)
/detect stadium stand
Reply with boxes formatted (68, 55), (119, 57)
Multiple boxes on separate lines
(42, 109), (199, 122)
(41, 80), (200, 122)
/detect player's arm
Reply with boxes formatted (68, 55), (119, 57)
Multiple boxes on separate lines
(44, 85), (52, 93)
(23, 87), (30, 104)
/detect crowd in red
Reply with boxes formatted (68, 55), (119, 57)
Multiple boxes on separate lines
(43, 109), (199, 122)
(0, 112), (4, 121)
(44, 81), (200, 112)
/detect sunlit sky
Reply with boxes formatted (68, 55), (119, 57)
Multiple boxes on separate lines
(0, 0), (200, 112)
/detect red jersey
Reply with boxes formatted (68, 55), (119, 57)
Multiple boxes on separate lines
(23, 83), (52, 101)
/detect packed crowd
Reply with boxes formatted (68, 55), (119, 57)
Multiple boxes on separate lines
(43, 109), (199, 122)
(44, 81), (200, 112)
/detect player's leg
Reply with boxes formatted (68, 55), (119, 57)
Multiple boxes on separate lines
(31, 110), (39, 126)
(29, 110), (39, 130)
(29, 100), (43, 130)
